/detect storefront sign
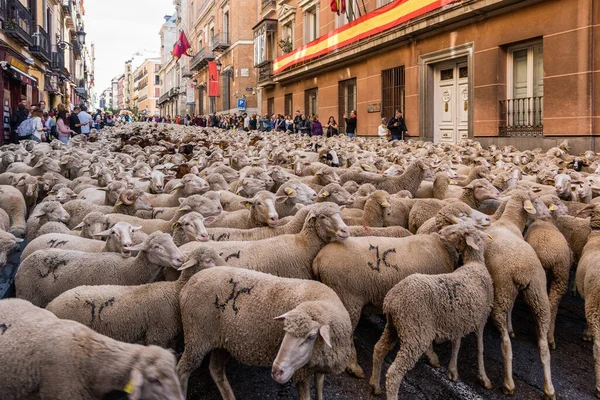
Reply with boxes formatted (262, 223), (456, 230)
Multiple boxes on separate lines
(7, 56), (27, 73)
(367, 103), (381, 113)
(273, 0), (458, 74)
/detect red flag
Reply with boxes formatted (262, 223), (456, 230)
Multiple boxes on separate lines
(171, 30), (191, 60)
(208, 61), (219, 97)
(330, 0), (339, 15)
(340, 0), (346, 13)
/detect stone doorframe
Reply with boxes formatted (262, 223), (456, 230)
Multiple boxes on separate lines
(418, 42), (474, 142)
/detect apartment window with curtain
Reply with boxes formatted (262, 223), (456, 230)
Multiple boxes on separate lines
(303, 6), (318, 44)
(304, 88), (318, 118)
(282, 22), (294, 52)
(336, 0), (361, 27)
(500, 40), (544, 136)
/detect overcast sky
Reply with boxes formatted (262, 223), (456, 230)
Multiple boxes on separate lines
(85, 0), (174, 99)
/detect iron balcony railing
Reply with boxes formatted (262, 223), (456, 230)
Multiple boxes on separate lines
(5, 0), (33, 47)
(499, 96), (544, 137)
(190, 47), (215, 71)
(211, 32), (230, 51)
(257, 60), (273, 83)
(51, 47), (65, 72)
(31, 25), (51, 63)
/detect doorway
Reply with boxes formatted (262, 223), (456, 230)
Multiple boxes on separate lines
(434, 60), (468, 144)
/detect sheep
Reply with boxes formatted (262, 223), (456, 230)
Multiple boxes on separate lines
(483, 191), (555, 399)
(8, 173), (41, 217)
(208, 190), (281, 229)
(26, 201), (70, 242)
(15, 232), (185, 307)
(43, 187), (77, 203)
(176, 267), (353, 400)
(0, 207), (9, 231)
(311, 218), (475, 377)
(553, 173), (572, 200)
(47, 246), (223, 349)
(22, 221), (141, 259)
(0, 185), (27, 237)
(347, 225), (412, 238)
(6, 157), (61, 175)
(316, 183), (355, 206)
(35, 211), (109, 239)
(0, 298), (184, 400)
(206, 173), (230, 191)
(524, 197), (572, 350)
(172, 212), (216, 246)
(299, 166), (341, 187)
(407, 198), (454, 233)
(369, 223), (493, 398)
(147, 173), (209, 207)
(181, 202), (349, 281)
(416, 201), (491, 234)
(274, 180), (317, 218)
(342, 180), (360, 194)
(230, 176), (267, 198)
(342, 190), (391, 227)
(574, 204), (600, 396)
(340, 159), (427, 196)
(149, 194), (223, 221)
(0, 230), (23, 267)
(458, 178), (501, 209)
(64, 189), (153, 229)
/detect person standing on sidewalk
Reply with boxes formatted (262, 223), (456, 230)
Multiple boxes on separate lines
(387, 109), (408, 141)
(69, 106), (82, 136)
(10, 97), (28, 144)
(343, 110), (357, 138)
(78, 106), (93, 138)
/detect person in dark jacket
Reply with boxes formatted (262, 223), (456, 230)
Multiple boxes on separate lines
(293, 110), (303, 134)
(299, 114), (311, 136)
(10, 98), (29, 144)
(387, 109), (408, 141)
(343, 110), (357, 138)
(311, 115), (324, 136)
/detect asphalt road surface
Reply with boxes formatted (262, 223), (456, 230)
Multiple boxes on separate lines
(3, 246), (594, 400)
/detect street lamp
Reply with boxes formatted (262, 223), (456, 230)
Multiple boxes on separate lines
(56, 32), (83, 52)
(216, 60), (222, 73)
(76, 29), (86, 45)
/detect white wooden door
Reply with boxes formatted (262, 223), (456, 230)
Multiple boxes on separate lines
(434, 62), (469, 144)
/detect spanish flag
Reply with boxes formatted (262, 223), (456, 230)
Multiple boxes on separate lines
(171, 30), (192, 61)
(330, 0), (346, 15)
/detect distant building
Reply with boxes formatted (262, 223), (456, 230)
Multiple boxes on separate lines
(133, 58), (161, 116)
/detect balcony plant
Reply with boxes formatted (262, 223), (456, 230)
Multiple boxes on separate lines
(278, 37), (292, 54)
(6, 18), (17, 30)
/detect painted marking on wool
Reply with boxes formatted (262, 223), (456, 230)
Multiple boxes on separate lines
(224, 251), (241, 262)
(47, 239), (69, 248)
(213, 233), (230, 242)
(0, 323), (10, 334)
(38, 256), (68, 280)
(368, 245), (398, 272)
(215, 278), (253, 314)
(98, 298), (115, 320)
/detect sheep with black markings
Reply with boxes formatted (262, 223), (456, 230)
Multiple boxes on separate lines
(15, 232), (185, 307)
(0, 298), (184, 400)
(47, 246), (223, 348)
(176, 267), (353, 400)
(36, 211), (109, 239)
(26, 201), (70, 242)
(369, 223), (493, 398)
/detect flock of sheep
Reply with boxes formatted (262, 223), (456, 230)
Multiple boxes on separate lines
(0, 123), (599, 400)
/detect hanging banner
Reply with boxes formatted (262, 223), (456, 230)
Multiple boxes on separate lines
(186, 82), (195, 105)
(208, 61), (219, 97)
(273, 0), (458, 74)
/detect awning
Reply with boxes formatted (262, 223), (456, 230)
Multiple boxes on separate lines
(6, 66), (38, 88)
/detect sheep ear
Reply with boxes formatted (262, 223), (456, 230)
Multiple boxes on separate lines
(319, 325), (332, 348)
(463, 182), (474, 189)
(178, 197), (186, 205)
(125, 242), (148, 252)
(132, 225), (143, 232)
(172, 222), (181, 230)
(33, 160), (44, 168)
(465, 234), (480, 251)
(241, 200), (253, 209)
(203, 216), (216, 225)
(179, 205), (191, 212)
(97, 187), (108, 191)
(125, 367), (144, 400)
(177, 258), (198, 271)
(523, 199), (536, 214)
(275, 195), (289, 204)
(448, 215), (463, 225)
(73, 222), (84, 231)
(319, 191), (329, 198)
(93, 229), (113, 238)
(273, 312), (290, 321)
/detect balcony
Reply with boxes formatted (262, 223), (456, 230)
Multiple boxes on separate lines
(5, 0), (33, 47)
(51, 47), (66, 72)
(499, 96), (544, 137)
(262, 0), (276, 11)
(30, 25), (51, 63)
(211, 32), (230, 52)
(157, 93), (169, 105)
(190, 47), (215, 71)
(256, 60), (274, 88)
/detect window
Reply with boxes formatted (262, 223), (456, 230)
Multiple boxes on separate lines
(223, 11), (229, 40)
(303, 7), (318, 44)
(336, 0), (361, 27)
(154, 75), (160, 85)
(155, 88), (160, 97)
(500, 41), (544, 135)
(267, 97), (275, 117)
(198, 86), (205, 115)
(284, 93), (293, 117)
(304, 88), (318, 118)
(254, 28), (267, 65)
(381, 66), (405, 120)
(338, 79), (356, 135)
(282, 22), (294, 53)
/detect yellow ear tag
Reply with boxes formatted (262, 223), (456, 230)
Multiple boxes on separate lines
(172, 222), (180, 230)
(320, 192), (329, 198)
(245, 203), (251, 209)
(124, 379), (135, 394)
(487, 233), (494, 240)
(449, 180), (456, 184)
(525, 204), (533, 211)
(549, 204), (556, 211)
(236, 191), (242, 196)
